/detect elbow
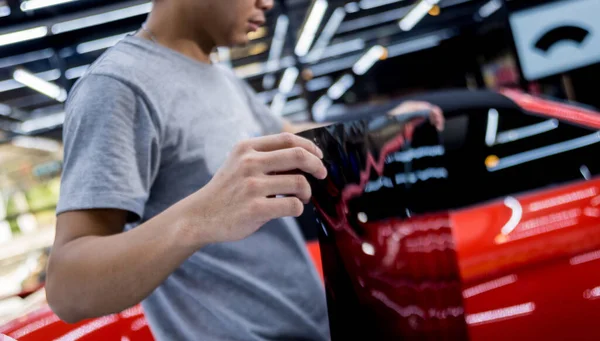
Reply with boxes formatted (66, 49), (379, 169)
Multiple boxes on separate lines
(45, 257), (86, 324)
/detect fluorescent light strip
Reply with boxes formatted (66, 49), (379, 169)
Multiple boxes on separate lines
(282, 98), (308, 116)
(488, 132), (600, 172)
(270, 93), (287, 116)
(306, 76), (333, 91)
(0, 5), (10, 17)
(478, 0), (502, 18)
(65, 65), (90, 79)
(21, 0), (76, 11)
(496, 119), (559, 145)
(339, 7), (409, 33)
(312, 95), (333, 122)
(0, 26), (48, 47)
(0, 49), (54, 69)
(0, 69), (60, 93)
(352, 45), (385, 75)
(316, 38), (365, 61)
(345, 2), (360, 13)
(399, 0), (439, 31)
(327, 74), (354, 100)
(278, 67), (300, 94)
(234, 56), (295, 79)
(485, 109), (499, 146)
(387, 34), (441, 57)
(11, 136), (61, 153)
(52, 2), (152, 34)
(256, 85), (302, 103)
(76, 32), (133, 54)
(295, 0), (328, 57)
(13, 69), (67, 102)
(269, 15), (289, 62)
(310, 53), (360, 77)
(263, 15), (289, 88)
(19, 112), (66, 133)
(304, 7), (346, 63)
(359, 0), (404, 10)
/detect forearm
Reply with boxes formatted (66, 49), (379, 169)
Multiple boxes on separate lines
(46, 203), (198, 323)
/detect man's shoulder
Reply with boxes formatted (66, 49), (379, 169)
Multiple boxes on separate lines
(75, 37), (160, 93)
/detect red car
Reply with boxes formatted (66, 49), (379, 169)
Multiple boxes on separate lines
(2, 88), (600, 340)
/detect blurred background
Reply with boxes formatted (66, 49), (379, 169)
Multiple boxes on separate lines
(0, 0), (598, 325)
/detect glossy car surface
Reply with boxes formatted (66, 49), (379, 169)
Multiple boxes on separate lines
(300, 88), (600, 340)
(2, 88), (600, 340)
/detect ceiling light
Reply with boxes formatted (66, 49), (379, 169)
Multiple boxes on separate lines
(312, 95), (333, 122)
(264, 14), (289, 89)
(339, 7), (410, 33)
(478, 0), (502, 18)
(352, 45), (386, 75)
(12, 136), (61, 153)
(0, 49), (54, 69)
(52, 2), (152, 34)
(65, 65), (89, 79)
(387, 33), (443, 57)
(76, 32), (133, 54)
(13, 69), (67, 102)
(278, 67), (300, 94)
(282, 98), (308, 116)
(485, 108), (499, 146)
(0, 69), (60, 92)
(270, 93), (287, 116)
(0, 4), (10, 17)
(19, 112), (66, 134)
(359, 0), (403, 10)
(306, 76), (333, 91)
(0, 26), (47, 47)
(21, 0), (76, 11)
(327, 74), (354, 100)
(304, 7), (346, 63)
(399, 0), (440, 31)
(429, 4), (440, 15)
(344, 2), (360, 13)
(295, 0), (328, 57)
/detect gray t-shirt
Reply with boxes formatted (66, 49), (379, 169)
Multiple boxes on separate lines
(56, 35), (330, 341)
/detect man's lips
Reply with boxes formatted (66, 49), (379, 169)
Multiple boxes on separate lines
(248, 19), (265, 31)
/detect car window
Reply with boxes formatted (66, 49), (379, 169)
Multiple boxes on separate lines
(344, 107), (600, 221)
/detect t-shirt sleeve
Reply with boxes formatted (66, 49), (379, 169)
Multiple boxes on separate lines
(239, 78), (284, 135)
(56, 74), (161, 223)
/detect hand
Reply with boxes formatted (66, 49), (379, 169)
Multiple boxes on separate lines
(389, 100), (445, 132)
(180, 133), (328, 246)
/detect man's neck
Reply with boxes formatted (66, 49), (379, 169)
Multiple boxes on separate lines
(137, 7), (215, 64)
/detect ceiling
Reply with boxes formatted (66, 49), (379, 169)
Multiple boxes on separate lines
(0, 0), (539, 142)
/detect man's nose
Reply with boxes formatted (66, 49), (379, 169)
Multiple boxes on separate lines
(257, 0), (274, 11)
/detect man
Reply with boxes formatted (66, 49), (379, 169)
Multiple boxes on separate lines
(45, 0), (442, 340)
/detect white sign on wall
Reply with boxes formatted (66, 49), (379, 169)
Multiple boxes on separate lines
(509, 0), (600, 80)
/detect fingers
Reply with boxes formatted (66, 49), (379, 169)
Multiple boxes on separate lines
(245, 132), (323, 159)
(260, 147), (328, 179)
(260, 196), (305, 220)
(262, 174), (312, 203)
(429, 106), (445, 131)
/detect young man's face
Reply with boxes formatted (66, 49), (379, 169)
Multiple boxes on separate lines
(196, 0), (274, 47)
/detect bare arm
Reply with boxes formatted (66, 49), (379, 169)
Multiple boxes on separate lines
(46, 133), (327, 323)
(46, 205), (197, 323)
